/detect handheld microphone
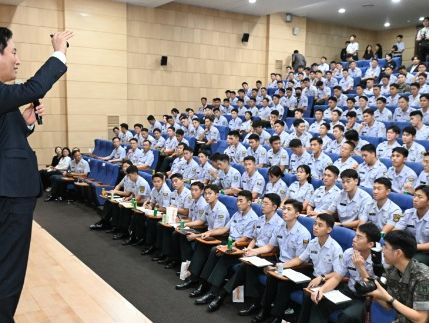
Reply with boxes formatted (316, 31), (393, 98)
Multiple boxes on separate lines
(33, 100), (43, 125)
(50, 34), (69, 48)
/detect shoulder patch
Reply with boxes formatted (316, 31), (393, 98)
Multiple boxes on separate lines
(393, 213), (402, 223)
(139, 186), (145, 193)
(303, 239), (309, 245)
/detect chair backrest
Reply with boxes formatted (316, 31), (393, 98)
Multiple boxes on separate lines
(139, 171), (154, 189)
(361, 135), (382, 147)
(251, 202), (263, 217)
(311, 178), (323, 189)
(215, 125), (229, 140)
(92, 139), (102, 156)
(380, 158), (393, 168)
(218, 194), (238, 217)
(406, 161), (424, 175)
(211, 140), (229, 155)
(297, 215), (315, 238)
(105, 163), (119, 186)
(258, 168), (269, 183)
(331, 226), (355, 251)
(151, 149), (159, 169)
(353, 155), (364, 164)
(282, 173), (297, 186)
(326, 152), (340, 162)
(359, 185), (373, 196)
(185, 136), (196, 150)
(389, 192), (413, 211)
(231, 163), (245, 175)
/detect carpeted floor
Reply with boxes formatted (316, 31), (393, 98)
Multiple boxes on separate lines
(33, 197), (254, 323)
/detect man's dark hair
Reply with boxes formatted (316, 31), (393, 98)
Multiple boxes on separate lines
(248, 134), (260, 142)
(170, 173), (184, 180)
(0, 27), (12, 55)
(415, 185), (429, 199)
(122, 160), (133, 167)
(317, 213), (335, 229)
(264, 193), (281, 208)
(340, 169), (359, 184)
(268, 165), (283, 178)
(392, 146), (409, 158)
(387, 125), (400, 134)
(112, 136), (120, 141)
(410, 110), (423, 119)
(129, 138), (138, 143)
(283, 199), (303, 213)
(384, 230), (417, 259)
(325, 165), (340, 176)
(269, 135), (281, 144)
(293, 119), (305, 127)
(357, 222), (381, 244)
(120, 123), (129, 130)
(344, 129), (359, 142)
(289, 138), (303, 148)
(237, 190), (253, 202)
(126, 165), (138, 174)
(374, 177), (392, 190)
(134, 123), (143, 129)
(310, 137), (323, 145)
(360, 143), (376, 154)
(152, 172), (165, 181)
(333, 124), (345, 132)
(402, 126), (416, 137)
(175, 129), (185, 136)
(147, 115), (155, 121)
(191, 181), (205, 190)
(228, 130), (240, 138)
(205, 184), (220, 194)
(243, 156), (256, 163)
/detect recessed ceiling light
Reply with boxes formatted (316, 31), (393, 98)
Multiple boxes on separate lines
(384, 22), (391, 27)
(391, 0), (400, 3)
(338, 8), (346, 14)
(249, 0), (256, 3)
(419, 17), (425, 21)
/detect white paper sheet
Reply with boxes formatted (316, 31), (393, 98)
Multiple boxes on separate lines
(240, 256), (273, 267)
(323, 290), (352, 304)
(281, 269), (311, 283)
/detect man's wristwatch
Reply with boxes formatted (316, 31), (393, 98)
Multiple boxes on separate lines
(387, 296), (395, 306)
(321, 275), (326, 283)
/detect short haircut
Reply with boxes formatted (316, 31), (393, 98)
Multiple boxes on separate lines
(320, 122), (330, 130)
(0, 27), (13, 54)
(343, 140), (356, 150)
(228, 130), (240, 138)
(289, 138), (303, 148)
(325, 165), (340, 176)
(374, 177), (392, 190)
(363, 108), (374, 116)
(392, 146), (409, 158)
(274, 120), (285, 127)
(333, 124), (345, 132)
(237, 190), (253, 202)
(410, 110), (423, 119)
(129, 138), (138, 143)
(344, 129), (359, 142)
(243, 156), (256, 163)
(120, 123), (129, 129)
(217, 153), (230, 163)
(360, 143), (376, 154)
(415, 185), (429, 199)
(183, 146), (193, 153)
(340, 169), (359, 182)
(112, 136), (120, 141)
(402, 126), (416, 137)
(264, 193), (281, 208)
(269, 135), (281, 144)
(387, 125), (400, 134)
(384, 230), (417, 259)
(248, 134), (260, 142)
(268, 165), (283, 177)
(283, 199), (303, 213)
(310, 137), (323, 145)
(134, 123), (143, 129)
(317, 213), (335, 229)
(293, 119), (305, 127)
(205, 184), (220, 194)
(399, 95), (409, 102)
(191, 181), (205, 190)
(376, 97), (387, 104)
(122, 160), (133, 167)
(170, 173), (184, 180)
(152, 172), (165, 181)
(331, 109), (341, 117)
(357, 222), (381, 244)
(346, 111), (357, 118)
(126, 165), (138, 174)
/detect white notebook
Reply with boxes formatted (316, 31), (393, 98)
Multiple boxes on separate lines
(323, 290), (352, 304)
(241, 256), (273, 267)
(282, 269), (311, 283)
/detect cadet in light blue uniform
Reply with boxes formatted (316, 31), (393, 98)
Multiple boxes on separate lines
(308, 137), (333, 179)
(386, 147), (417, 193)
(265, 166), (289, 201)
(357, 143), (387, 188)
(224, 130), (247, 164)
(247, 134), (268, 167)
(326, 169), (372, 229)
(289, 138), (312, 174)
(402, 126), (426, 163)
(266, 135), (289, 173)
(241, 156), (265, 200)
(287, 165), (314, 207)
(139, 140), (155, 170)
(213, 154), (241, 196)
(100, 137), (126, 163)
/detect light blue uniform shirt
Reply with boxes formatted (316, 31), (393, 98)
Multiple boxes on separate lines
(226, 209), (259, 240)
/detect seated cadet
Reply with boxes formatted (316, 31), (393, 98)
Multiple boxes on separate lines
(213, 107), (228, 127)
(224, 130), (247, 164)
(410, 110), (429, 140)
(409, 83), (421, 108)
(158, 127), (178, 170)
(179, 114), (193, 137)
(190, 117), (205, 139)
(386, 147), (418, 193)
(220, 98), (231, 114)
(333, 86), (347, 108)
(176, 184), (230, 296)
(294, 109), (310, 131)
(344, 129), (369, 155)
(266, 135), (289, 173)
(140, 127), (155, 145)
(387, 83), (400, 107)
(362, 177), (402, 234)
(255, 213), (342, 323)
(212, 198), (305, 315)
(126, 138), (144, 164)
(359, 109), (386, 138)
(45, 150), (90, 202)
(137, 140), (155, 170)
(298, 222), (381, 323)
(132, 123), (144, 147)
(241, 156), (265, 201)
(228, 108), (243, 131)
(374, 97), (393, 122)
(393, 96), (415, 122)
(259, 98), (272, 121)
(98, 136), (126, 163)
(169, 181), (208, 266)
(344, 111), (360, 132)
(272, 94), (285, 119)
(90, 161), (134, 230)
(151, 173), (192, 263)
(152, 128), (166, 149)
(402, 126), (426, 163)
(273, 120), (291, 147)
(308, 109), (324, 133)
(319, 123), (333, 150)
(165, 142), (186, 177)
(138, 172), (171, 255)
(118, 123), (133, 145)
(357, 144), (387, 188)
(325, 169), (372, 229)
(355, 96), (370, 121)
(240, 111), (253, 136)
(212, 154), (241, 196)
(269, 110), (280, 129)
(289, 119), (312, 148)
(192, 190), (259, 307)
(247, 97), (259, 117)
(112, 165), (151, 242)
(367, 230), (429, 323)
(333, 141), (358, 174)
(325, 124), (345, 155)
(285, 165), (314, 209)
(306, 165), (341, 216)
(328, 110), (343, 133)
(265, 166), (288, 201)
(288, 139), (312, 174)
(308, 137), (333, 180)
(341, 98), (357, 120)
(180, 146), (200, 182)
(147, 115), (162, 134)
(323, 97), (341, 119)
(252, 121), (271, 145)
(197, 150), (217, 185)
(420, 94), (429, 123)
(395, 185), (429, 266)
(376, 125), (401, 159)
(413, 152), (429, 189)
(247, 134), (267, 168)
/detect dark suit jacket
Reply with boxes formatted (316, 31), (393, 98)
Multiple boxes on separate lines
(0, 57), (67, 198)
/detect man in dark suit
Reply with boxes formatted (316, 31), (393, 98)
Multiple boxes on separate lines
(0, 28), (73, 323)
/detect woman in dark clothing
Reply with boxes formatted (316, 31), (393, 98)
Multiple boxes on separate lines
(50, 146), (62, 167)
(363, 44), (374, 60)
(385, 53), (397, 70)
(39, 147), (71, 190)
(374, 43), (383, 59)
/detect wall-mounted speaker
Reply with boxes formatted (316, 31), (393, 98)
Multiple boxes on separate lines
(241, 33), (249, 43)
(284, 13), (293, 23)
(160, 56), (168, 66)
(292, 27), (300, 36)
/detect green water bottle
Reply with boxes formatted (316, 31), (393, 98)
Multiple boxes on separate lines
(153, 207), (158, 217)
(131, 197), (137, 209)
(227, 236), (233, 251)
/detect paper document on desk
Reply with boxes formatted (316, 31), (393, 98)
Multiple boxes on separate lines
(120, 202), (133, 208)
(323, 290), (352, 304)
(281, 269), (311, 283)
(241, 256), (273, 267)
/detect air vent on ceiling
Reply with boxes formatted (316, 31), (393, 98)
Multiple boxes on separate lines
(362, 3), (375, 7)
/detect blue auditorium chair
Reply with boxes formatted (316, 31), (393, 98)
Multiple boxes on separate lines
(258, 168), (269, 183)
(231, 163), (245, 175)
(151, 149), (159, 170)
(406, 161), (424, 175)
(326, 152), (340, 162)
(185, 136), (196, 150)
(139, 171), (154, 189)
(297, 215), (315, 238)
(251, 202), (263, 217)
(389, 192), (413, 211)
(416, 139), (429, 151)
(353, 155), (364, 164)
(283, 173), (297, 186)
(92, 139), (103, 156)
(210, 140), (228, 155)
(311, 178), (323, 189)
(219, 195), (238, 216)
(215, 125), (229, 140)
(361, 136), (382, 147)
(380, 158), (392, 169)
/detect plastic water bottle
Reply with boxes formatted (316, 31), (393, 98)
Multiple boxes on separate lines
(379, 232), (385, 247)
(227, 236), (233, 251)
(153, 207), (158, 217)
